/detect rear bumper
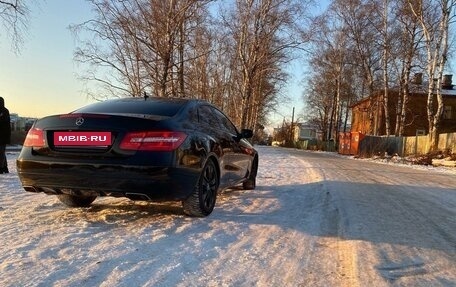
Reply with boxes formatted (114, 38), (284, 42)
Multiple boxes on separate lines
(16, 160), (201, 201)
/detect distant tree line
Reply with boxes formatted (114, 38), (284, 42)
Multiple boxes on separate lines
(71, 0), (312, 135)
(305, 0), (455, 152)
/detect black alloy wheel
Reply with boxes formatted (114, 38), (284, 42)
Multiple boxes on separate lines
(183, 159), (219, 217)
(243, 156), (258, 190)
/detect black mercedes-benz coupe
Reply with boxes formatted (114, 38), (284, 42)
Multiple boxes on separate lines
(16, 97), (258, 217)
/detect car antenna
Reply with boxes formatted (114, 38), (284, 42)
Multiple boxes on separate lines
(144, 91), (149, 101)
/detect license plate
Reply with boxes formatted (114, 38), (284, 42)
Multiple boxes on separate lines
(54, 132), (111, 146)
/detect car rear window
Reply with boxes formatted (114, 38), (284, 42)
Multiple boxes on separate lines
(73, 98), (186, 117)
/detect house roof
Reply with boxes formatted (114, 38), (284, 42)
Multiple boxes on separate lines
(351, 82), (456, 108)
(408, 82), (456, 96)
(296, 122), (319, 129)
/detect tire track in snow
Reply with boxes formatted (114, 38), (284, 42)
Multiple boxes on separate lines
(294, 154), (360, 287)
(295, 149), (456, 286)
(177, 151), (334, 286)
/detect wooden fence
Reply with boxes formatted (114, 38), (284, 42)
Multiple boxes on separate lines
(358, 132), (456, 157)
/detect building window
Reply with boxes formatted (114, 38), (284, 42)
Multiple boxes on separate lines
(443, 105), (452, 119)
(299, 128), (316, 139)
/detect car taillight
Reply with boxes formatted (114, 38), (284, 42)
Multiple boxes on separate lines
(120, 131), (187, 151)
(24, 128), (45, 147)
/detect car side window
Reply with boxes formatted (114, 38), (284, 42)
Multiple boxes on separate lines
(212, 108), (238, 135)
(198, 105), (221, 129)
(186, 106), (199, 125)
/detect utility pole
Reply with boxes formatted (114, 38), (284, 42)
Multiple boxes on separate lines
(289, 107), (295, 145)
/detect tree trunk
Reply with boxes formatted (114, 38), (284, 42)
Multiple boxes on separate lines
(382, 0), (391, 136)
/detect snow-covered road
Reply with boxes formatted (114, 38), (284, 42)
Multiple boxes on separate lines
(1, 147), (455, 286)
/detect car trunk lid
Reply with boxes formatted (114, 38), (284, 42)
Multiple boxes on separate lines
(27, 113), (168, 157)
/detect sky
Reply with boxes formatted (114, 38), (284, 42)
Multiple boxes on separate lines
(0, 1), (97, 118)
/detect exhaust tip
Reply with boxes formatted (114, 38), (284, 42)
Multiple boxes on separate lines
(125, 193), (152, 201)
(23, 186), (38, 193)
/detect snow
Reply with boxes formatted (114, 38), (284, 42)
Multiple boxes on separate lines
(343, 153), (456, 175)
(1, 147), (455, 286)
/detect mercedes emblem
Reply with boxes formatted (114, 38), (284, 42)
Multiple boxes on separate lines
(75, 117), (84, 126)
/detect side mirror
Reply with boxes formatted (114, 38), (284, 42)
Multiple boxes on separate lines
(239, 129), (253, 139)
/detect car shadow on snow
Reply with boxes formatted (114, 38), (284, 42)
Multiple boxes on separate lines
(39, 179), (455, 255)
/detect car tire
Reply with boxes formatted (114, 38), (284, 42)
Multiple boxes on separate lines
(243, 156), (258, 190)
(183, 159), (219, 217)
(243, 177), (256, 190)
(57, 194), (97, 207)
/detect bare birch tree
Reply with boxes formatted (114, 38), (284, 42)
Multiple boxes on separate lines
(380, 0), (392, 136)
(307, 11), (353, 142)
(0, 0), (30, 52)
(407, 0), (455, 152)
(223, 0), (311, 129)
(393, 0), (424, 136)
(72, 0), (211, 99)
(72, 0), (314, 136)
(331, 0), (383, 135)
(305, 0), (383, 140)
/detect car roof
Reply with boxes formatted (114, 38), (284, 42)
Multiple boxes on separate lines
(73, 96), (208, 117)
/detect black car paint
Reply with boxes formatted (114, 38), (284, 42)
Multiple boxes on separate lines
(16, 97), (257, 204)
